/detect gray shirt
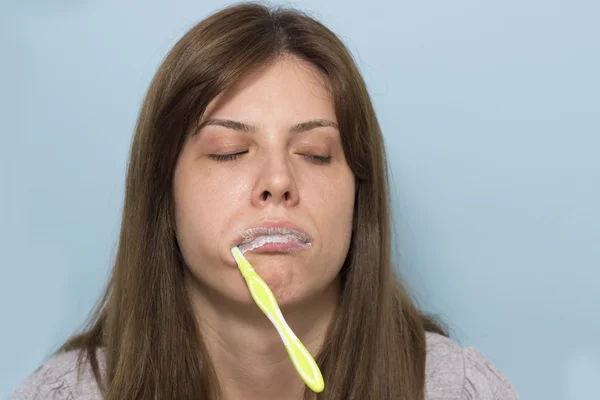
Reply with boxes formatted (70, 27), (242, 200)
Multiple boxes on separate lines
(10, 333), (519, 399)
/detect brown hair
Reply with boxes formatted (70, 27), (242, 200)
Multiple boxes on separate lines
(61, 2), (447, 399)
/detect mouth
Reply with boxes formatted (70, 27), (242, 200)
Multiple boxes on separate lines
(236, 226), (312, 254)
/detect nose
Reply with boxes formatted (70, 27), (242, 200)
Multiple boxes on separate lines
(251, 152), (299, 208)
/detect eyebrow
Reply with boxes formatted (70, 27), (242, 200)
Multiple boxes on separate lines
(195, 118), (338, 135)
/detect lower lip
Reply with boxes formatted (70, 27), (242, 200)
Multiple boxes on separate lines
(238, 235), (311, 254)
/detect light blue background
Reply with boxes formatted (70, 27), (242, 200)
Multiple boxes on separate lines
(1, 0), (599, 398)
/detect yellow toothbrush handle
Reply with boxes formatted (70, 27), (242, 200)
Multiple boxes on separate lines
(238, 260), (325, 393)
(282, 333), (325, 393)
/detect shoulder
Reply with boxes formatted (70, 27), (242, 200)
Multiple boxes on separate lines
(425, 332), (519, 400)
(10, 349), (106, 400)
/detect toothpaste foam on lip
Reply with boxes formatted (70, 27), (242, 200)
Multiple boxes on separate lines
(238, 234), (311, 254)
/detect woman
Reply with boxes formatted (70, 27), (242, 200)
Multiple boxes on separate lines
(12, 3), (519, 399)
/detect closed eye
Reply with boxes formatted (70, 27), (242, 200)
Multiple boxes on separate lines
(302, 154), (332, 165)
(208, 151), (248, 161)
(207, 151), (331, 164)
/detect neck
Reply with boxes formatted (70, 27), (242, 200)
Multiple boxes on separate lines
(185, 273), (341, 400)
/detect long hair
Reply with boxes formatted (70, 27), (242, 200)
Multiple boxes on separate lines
(60, 3), (447, 399)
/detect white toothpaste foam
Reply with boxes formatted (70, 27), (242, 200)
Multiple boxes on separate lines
(239, 234), (311, 254)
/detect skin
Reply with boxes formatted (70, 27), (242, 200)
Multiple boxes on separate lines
(173, 55), (355, 400)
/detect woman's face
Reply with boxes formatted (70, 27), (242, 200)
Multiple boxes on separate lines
(173, 56), (355, 306)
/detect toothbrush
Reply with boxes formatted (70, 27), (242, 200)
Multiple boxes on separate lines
(231, 246), (325, 393)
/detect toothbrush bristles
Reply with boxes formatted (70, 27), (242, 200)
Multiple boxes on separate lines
(231, 246), (245, 264)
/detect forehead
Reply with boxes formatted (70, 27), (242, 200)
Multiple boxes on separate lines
(202, 56), (335, 122)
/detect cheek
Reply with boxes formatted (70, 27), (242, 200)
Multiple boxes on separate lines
(173, 170), (219, 247)
(310, 175), (355, 281)
(306, 170), (355, 240)
(174, 163), (252, 241)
